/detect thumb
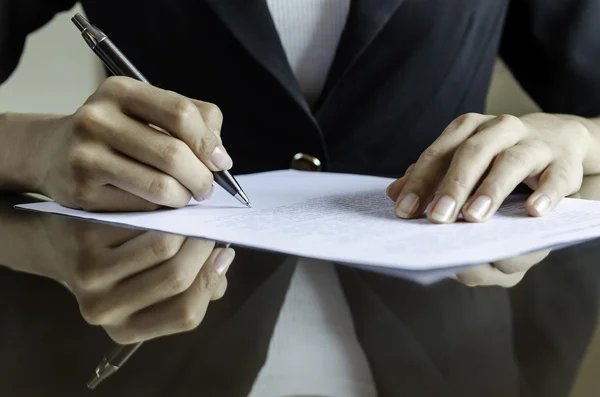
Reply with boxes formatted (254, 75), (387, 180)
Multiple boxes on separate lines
(192, 99), (224, 143)
(526, 160), (581, 217)
(201, 247), (235, 300)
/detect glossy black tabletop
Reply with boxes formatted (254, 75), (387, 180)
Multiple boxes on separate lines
(2, 177), (600, 397)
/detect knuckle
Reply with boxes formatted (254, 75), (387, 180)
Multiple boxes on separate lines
(496, 148), (530, 168)
(178, 304), (204, 331)
(67, 144), (96, 175)
(150, 234), (181, 261)
(170, 98), (197, 130)
(147, 175), (175, 202)
(453, 112), (482, 128)
(496, 114), (520, 126)
(419, 145), (446, 162)
(100, 76), (132, 95)
(79, 299), (109, 325)
(570, 120), (589, 140)
(72, 266), (103, 292)
(72, 105), (107, 135)
(458, 138), (486, 156)
(70, 183), (96, 209)
(159, 139), (186, 169)
(163, 265), (194, 295)
(496, 114), (526, 133)
(203, 103), (224, 124)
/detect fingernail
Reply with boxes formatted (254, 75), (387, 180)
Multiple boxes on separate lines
(466, 195), (492, 221)
(202, 185), (215, 200)
(211, 145), (233, 170)
(214, 248), (235, 276)
(430, 195), (457, 223)
(532, 194), (552, 215)
(395, 193), (420, 218)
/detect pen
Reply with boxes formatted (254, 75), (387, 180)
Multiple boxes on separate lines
(71, 13), (251, 208)
(85, 239), (232, 389)
(86, 343), (141, 389)
(71, 13), (246, 389)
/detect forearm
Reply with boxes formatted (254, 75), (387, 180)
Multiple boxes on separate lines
(0, 112), (64, 193)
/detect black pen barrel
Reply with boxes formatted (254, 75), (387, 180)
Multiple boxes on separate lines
(95, 38), (150, 83)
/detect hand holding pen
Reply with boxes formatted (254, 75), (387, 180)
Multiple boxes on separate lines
(60, 13), (248, 388)
(37, 13), (250, 214)
(35, 213), (233, 389)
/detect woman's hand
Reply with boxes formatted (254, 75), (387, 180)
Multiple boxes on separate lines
(35, 76), (232, 212)
(451, 250), (550, 288)
(41, 217), (234, 344)
(387, 113), (593, 223)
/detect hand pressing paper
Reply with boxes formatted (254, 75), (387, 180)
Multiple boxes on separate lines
(16, 170), (600, 271)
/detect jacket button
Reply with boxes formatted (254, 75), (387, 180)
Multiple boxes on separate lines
(290, 153), (322, 171)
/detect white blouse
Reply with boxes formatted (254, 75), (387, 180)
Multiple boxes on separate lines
(265, 0), (351, 106)
(249, 2), (377, 397)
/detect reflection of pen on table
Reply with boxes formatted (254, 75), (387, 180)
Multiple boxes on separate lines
(86, 344), (141, 389)
(71, 13), (251, 209)
(71, 13), (244, 389)
(86, 238), (232, 390)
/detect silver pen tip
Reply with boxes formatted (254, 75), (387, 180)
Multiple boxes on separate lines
(87, 357), (118, 390)
(87, 374), (102, 390)
(234, 192), (252, 208)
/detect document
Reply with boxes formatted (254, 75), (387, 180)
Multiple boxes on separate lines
(17, 170), (600, 271)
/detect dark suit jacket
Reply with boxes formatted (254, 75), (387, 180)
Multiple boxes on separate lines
(2, 0), (600, 177)
(2, 4), (600, 395)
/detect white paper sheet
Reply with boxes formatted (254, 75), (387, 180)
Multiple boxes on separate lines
(17, 170), (600, 270)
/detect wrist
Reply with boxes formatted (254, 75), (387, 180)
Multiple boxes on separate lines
(0, 113), (66, 193)
(0, 197), (54, 278)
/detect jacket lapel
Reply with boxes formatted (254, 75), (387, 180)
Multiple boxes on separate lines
(205, 0), (406, 117)
(204, 0), (311, 114)
(315, 0), (407, 113)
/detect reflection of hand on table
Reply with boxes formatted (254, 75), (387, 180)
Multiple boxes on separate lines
(450, 250), (550, 288)
(449, 175), (600, 288)
(42, 218), (234, 344)
(0, 200), (234, 344)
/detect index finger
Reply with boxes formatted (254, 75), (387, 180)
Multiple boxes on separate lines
(395, 113), (494, 219)
(97, 77), (232, 171)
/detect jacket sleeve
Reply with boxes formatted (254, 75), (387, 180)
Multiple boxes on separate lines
(500, 0), (600, 117)
(0, 0), (76, 84)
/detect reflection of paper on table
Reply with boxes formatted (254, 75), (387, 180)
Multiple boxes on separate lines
(17, 170), (600, 271)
